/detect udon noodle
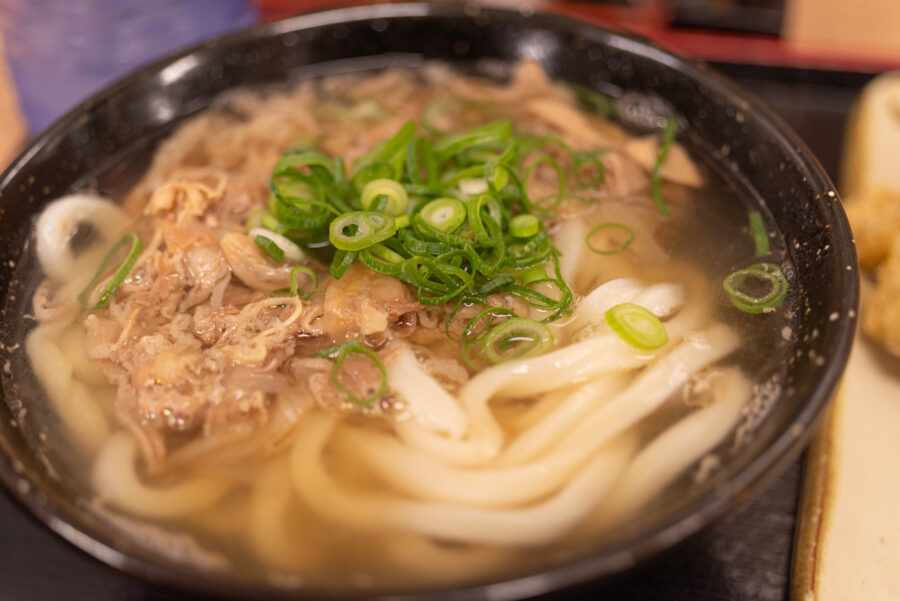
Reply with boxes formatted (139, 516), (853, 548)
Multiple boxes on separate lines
(24, 61), (790, 589)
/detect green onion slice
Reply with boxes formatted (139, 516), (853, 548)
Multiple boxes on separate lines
(605, 303), (668, 350)
(329, 211), (397, 251)
(650, 117), (679, 217)
(723, 262), (789, 314)
(482, 317), (554, 363)
(360, 243), (405, 275)
(585, 222), (635, 255)
(255, 235), (285, 263)
(315, 340), (388, 407)
(78, 231), (142, 311)
(419, 198), (466, 232)
(244, 208), (268, 232)
(288, 266), (318, 299)
(360, 178), (409, 215)
(433, 120), (512, 161)
(330, 249), (357, 279)
(510, 214), (539, 238)
(521, 268), (547, 285)
(353, 120), (416, 179)
(748, 210), (770, 257)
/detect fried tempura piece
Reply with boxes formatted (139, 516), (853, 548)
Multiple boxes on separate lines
(863, 236), (900, 356)
(846, 188), (900, 269)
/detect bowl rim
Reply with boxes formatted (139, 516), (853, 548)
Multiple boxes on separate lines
(0, 2), (858, 599)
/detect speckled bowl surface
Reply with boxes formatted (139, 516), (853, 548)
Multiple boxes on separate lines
(0, 3), (857, 600)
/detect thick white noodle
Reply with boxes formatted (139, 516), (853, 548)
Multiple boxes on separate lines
(395, 332), (654, 467)
(34, 194), (129, 283)
(337, 426), (595, 507)
(339, 325), (736, 509)
(508, 387), (573, 432)
(388, 346), (469, 439)
(553, 217), (587, 287)
(25, 321), (110, 456)
(563, 277), (643, 333)
(631, 282), (686, 318)
(495, 373), (630, 466)
(249, 459), (315, 571)
(385, 433), (636, 546)
(92, 432), (232, 519)
(290, 414), (638, 546)
(553, 323), (740, 459)
(599, 368), (751, 524)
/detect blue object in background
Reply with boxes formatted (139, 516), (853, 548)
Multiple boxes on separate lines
(0, 0), (257, 135)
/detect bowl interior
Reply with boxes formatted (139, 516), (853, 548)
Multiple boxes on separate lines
(0, 3), (857, 599)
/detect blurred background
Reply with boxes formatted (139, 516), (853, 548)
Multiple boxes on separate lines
(0, 0), (899, 164)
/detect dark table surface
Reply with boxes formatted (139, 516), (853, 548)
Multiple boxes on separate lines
(0, 62), (872, 601)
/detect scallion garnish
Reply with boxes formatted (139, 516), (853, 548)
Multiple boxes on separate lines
(605, 303), (668, 350)
(288, 266), (318, 299)
(255, 235), (285, 263)
(419, 198), (466, 232)
(329, 211), (397, 251)
(585, 222), (635, 255)
(650, 117), (679, 217)
(510, 214), (539, 238)
(78, 231), (142, 311)
(254, 115), (628, 363)
(481, 317), (554, 363)
(360, 178), (409, 215)
(270, 265), (318, 299)
(748, 210), (770, 257)
(315, 340), (388, 407)
(723, 262), (788, 314)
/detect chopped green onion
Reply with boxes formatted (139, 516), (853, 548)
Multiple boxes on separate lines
(288, 266), (318, 299)
(650, 117), (679, 217)
(270, 265), (318, 299)
(482, 317), (554, 363)
(419, 198), (466, 232)
(244, 208), (268, 232)
(360, 178), (409, 215)
(521, 268), (547, 285)
(510, 214), (539, 238)
(508, 278), (573, 322)
(253, 235), (284, 263)
(360, 243), (405, 275)
(723, 262), (788, 314)
(353, 120), (416, 179)
(605, 303), (668, 350)
(256, 118), (588, 354)
(78, 232), (142, 311)
(315, 341), (388, 407)
(330, 249), (357, 279)
(255, 235), (285, 263)
(585, 222), (635, 255)
(433, 120), (512, 162)
(748, 210), (770, 257)
(329, 211), (397, 251)
(476, 275), (515, 296)
(462, 307), (516, 343)
(573, 151), (605, 188)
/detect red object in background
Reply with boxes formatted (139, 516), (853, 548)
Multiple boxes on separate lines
(254, 0), (900, 73)
(255, 0), (367, 21)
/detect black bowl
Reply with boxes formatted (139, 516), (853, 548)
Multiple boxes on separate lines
(0, 3), (857, 600)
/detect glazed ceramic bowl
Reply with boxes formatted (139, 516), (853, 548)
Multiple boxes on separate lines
(0, 3), (857, 599)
